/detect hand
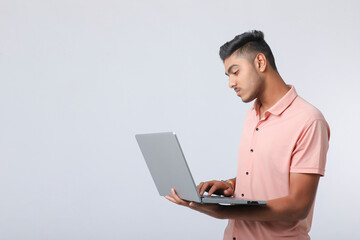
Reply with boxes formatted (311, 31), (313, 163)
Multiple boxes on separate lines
(165, 188), (225, 219)
(165, 188), (192, 207)
(197, 180), (234, 197)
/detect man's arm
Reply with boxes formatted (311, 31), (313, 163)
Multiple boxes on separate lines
(166, 173), (320, 222)
(219, 173), (319, 221)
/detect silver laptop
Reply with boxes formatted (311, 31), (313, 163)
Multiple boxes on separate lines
(135, 132), (267, 205)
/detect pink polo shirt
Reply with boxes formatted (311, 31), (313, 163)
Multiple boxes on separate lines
(223, 86), (330, 240)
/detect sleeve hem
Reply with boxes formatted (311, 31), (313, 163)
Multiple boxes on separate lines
(290, 168), (325, 176)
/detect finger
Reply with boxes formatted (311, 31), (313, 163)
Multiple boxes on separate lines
(165, 195), (177, 204)
(166, 190), (182, 205)
(189, 201), (201, 209)
(199, 183), (206, 196)
(197, 182), (204, 192)
(171, 188), (190, 206)
(199, 182), (211, 196)
(207, 184), (219, 196)
(223, 188), (234, 196)
(189, 202), (222, 219)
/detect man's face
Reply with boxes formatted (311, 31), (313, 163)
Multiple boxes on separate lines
(224, 53), (264, 103)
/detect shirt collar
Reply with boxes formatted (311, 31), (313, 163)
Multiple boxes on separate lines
(252, 85), (298, 117)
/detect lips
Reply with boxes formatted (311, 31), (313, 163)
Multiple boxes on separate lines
(235, 88), (241, 95)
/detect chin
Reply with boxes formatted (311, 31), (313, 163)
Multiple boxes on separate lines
(240, 95), (255, 103)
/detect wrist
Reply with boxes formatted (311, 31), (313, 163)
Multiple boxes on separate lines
(222, 179), (235, 190)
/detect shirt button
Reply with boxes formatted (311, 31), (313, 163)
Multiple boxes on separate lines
(246, 172), (249, 175)
(250, 149), (254, 152)
(241, 193), (244, 197)
(256, 128), (259, 131)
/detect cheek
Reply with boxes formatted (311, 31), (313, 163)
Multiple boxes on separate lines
(242, 72), (256, 89)
(248, 71), (262, 88)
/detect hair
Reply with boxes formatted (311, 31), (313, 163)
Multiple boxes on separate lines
(219, 30), (277, 71)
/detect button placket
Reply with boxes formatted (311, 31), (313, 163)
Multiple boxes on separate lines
(244, 121), (261, 199)
(242, 118), (262, 200)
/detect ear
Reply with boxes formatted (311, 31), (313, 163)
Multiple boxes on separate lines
(254, 53), (267, 73)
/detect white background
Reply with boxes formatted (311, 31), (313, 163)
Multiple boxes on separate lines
(1, 0), (359, 239)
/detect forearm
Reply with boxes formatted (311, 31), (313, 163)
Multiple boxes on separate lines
(188, 174), (319, 222)
(218, 173), (320, 222)
(218, 195), (310, 222)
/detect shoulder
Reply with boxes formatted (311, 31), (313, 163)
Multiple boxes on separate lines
(291, 96), (327, 123)
(290, 96), (330, 137)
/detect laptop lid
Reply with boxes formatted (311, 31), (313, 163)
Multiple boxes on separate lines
(135, 132), (267, 205)
(135, 132), (202, 202)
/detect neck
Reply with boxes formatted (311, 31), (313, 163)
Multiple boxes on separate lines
(257, 71), (290, 114)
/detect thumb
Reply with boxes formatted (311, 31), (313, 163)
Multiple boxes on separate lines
(189, 202), (200, 209)
(223, 188), (233, 196)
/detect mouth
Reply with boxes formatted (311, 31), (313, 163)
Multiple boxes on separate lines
(234, 88), (241, 96)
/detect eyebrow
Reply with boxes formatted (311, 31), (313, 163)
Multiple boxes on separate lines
(225, 64), (239, 76)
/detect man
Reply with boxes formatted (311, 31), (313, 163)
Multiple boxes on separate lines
(165, 30), (330, 239)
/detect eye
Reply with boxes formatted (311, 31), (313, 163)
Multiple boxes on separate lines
(233, 70), (239, 75)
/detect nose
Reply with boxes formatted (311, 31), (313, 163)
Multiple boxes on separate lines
(228, 76), (237, 88)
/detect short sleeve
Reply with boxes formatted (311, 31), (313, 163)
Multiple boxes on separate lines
(290, 119), (330, 176)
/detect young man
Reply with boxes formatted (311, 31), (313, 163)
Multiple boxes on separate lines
(165, 30), (330, 239)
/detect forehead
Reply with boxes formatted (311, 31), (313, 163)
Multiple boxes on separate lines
(224, 53), (252, 73)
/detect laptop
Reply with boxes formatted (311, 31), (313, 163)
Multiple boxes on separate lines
(135, 132), (267, 205)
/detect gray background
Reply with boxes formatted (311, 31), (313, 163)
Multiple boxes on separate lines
(1, 0), (359, 239)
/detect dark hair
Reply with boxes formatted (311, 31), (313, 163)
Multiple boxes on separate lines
(219, 30), (277, 71)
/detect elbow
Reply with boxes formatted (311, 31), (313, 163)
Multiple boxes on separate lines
(279, 198), (314, 221)
(288, 206), (311, 221)
(293, 211), (308, 221)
